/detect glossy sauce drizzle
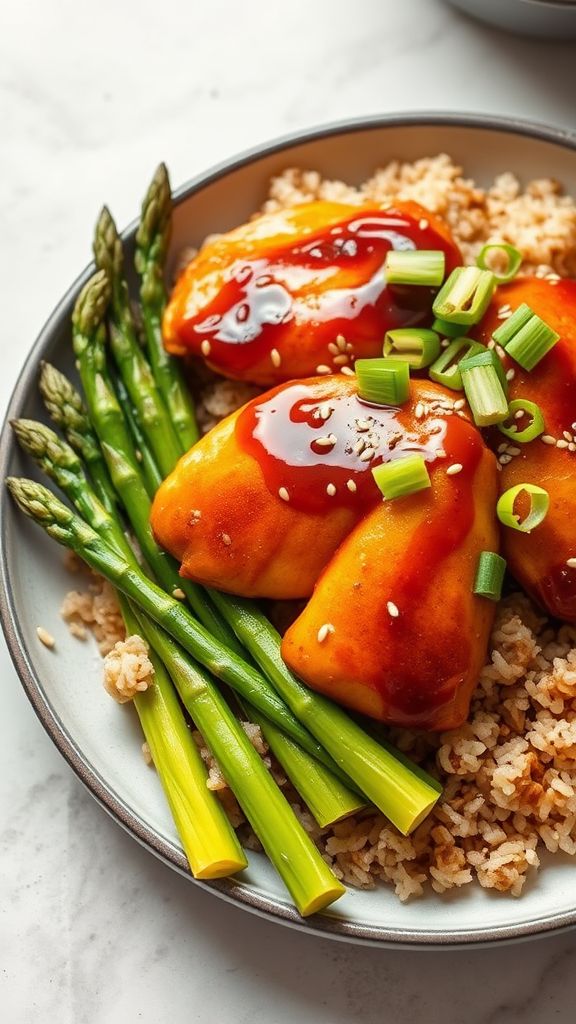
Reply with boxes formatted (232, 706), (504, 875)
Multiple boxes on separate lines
(183, 207), (459, 374)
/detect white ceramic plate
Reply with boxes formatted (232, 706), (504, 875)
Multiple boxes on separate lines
(2, 113), (576, 948)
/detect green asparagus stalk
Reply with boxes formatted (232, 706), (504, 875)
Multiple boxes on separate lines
(209, 593), (442, 835)
(120, 598), (247, 878)
(133, 609), (345, 916)
(93, 206), (183, 477)
(6, 478), (338, 773)
(135, 164), (199, 450)
(38, 361), (118, 515)
(113, 373), (163, 496)
(10, 418), (137, 568)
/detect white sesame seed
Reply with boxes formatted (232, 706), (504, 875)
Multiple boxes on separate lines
(567, 558), (576, 568)
(499, 454), (512, 464)
(541, 434), (556, 445)
(353, 438), (365, 455)
(328, 342), (339, 355)
(359, 447), (376, 462)
(333, 353), (350, 366)
(507, 446), (521, 457)
(497, 309), (512, 320)
(453, 399), (466, 410)
(316, 364), (331, 375)
(340, 366), (355, 376)
(172, 588), (186, 600)
(315, 435), (337, 448)
(221, 533), (232, 546)
(456, 410), (468, 419)
(356, 418), (371, 432)
(346, 479), (357, 492)
(319, 404), (333, 420)
(571, 422), (576, 431)
(278, 487), (290, 502)
(506, 368), (515, 381)
(435, 448), (447, 458)
(556, 439), (569, 449)
(515, 409), (524, 420)
(487, 339), (496, 350)
(270, 348), (282, 367)
(135, 450), (142, 462)
(441, 338), (450, 348)
(336, 334), (347, 352)
(446, 463), (463, 476)
(569, 443), (576, 452)
(563, 430), (572, 442)
(326, 483), (337, 496)
(387, 601), (400, 618)
(317, 623), (335, 643)
(36, 626), (55, 649)
(495, 344), (506, 359)
(200, 339), (212, 357)
(415, 402), (424, 419)
(497, 442), (509, 454)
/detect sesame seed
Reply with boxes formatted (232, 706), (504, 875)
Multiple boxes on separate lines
(317, 623), (335, 643)
(487, 339), (496, 350)
(353, 438), (365, 455)
(419, 218), (429, 230)
(135, 450), (142, 462)
(456, 410), (468, 419)
(172, 588), (186, 600)
(36, 626), (55, 649)
(495, 344), (506, 359)
(435, 448), (446, 459)
(319, 403), (333, 420)
(356, 418), (371, 432)
(328, 342), (339, 355)
(359, 447), (376, 462)
(346, 479), (357, 492)
(563, 430), (572, 442)
(326, 483), (337, 496)
(556, 439), (569, 449)
(387, 601), (400, 618)
(315, 435), (337, 448)
(569, 443), (576, 452)
(201, 339), (211, 357)
(541, 434), (556, 445)
(515, 409), (524, 420)
(336, 334), (347, 352)
(415, 402), (424, 419)
(316, 364), (331, 375)
(446, 463), (463, 476)
(441, 338), (450, 348)
(499, 454), (512, 464)
(453, 399), (466, 411)
(507, 446), (521, 457)
(278, 487), (290, 502)
(221, 533), (232, 546)
(270, 348), (282, 367)
(567, 558), (576, 568)
(497, 442), (509, 454)
(332, 353), (350, 366)
(340, 366), (355, 376)
(506, 368), (515, 381)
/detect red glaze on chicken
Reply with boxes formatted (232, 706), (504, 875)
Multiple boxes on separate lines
(479, 277), (576, 622)
(162, 200), (461, 386)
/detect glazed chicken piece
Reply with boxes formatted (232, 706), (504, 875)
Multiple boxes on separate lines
(151, 374), (499, 730)
(479, 277), (576, 622)
(163, 200), (461, 386)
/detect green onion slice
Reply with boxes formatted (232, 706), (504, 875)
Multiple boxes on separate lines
(496, 483), (550, 534)
(384, 250), (446, 287)
(497, 399), (545, 443)
(372, 454), (431, 500)
(432, 317), (467, 339)
(428, 337), (485, 391)
(460, 350), (509, 427)
(476, 243), (522, 283)
(383, 328), (440, 369)
(492, 303), (560, 371)
(355, 358), (410, 406)
(473, 551), (507, 601)
(432, 266), (496, 326)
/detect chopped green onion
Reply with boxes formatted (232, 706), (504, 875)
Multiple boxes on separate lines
(428, 337), (485, 390)
(432, 317), (467, 339)
(476, 243), (522, 283)
(492, 303), (559, 371)
(496, 483), (549, 533)
(432, 266), (496, 326)
(384, 250), (446, 287)
(356, 358), (410, 406)
(372, 454), (431, 500)
(473, 551), (507, 601)
(460, 350), (509, 426)
(497, 399), (545, 443)
(383, 328), (440, 369)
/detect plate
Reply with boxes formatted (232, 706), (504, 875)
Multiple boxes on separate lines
(2, 113), (576, 948)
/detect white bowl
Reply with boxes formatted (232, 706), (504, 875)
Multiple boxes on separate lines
(2, 113), (576, 948)
(447, 0), (576, 39)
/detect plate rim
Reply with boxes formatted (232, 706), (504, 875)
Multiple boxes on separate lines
(2, 110), (576, 949)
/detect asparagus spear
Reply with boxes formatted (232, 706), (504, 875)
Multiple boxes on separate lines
(120, 599), (247, 879)
(209, 592), (442, 836)
(38, 361), (117, 515)
(113, 373), (163, 496)
(133, 609), (345, 916)
(6, 478), (338, 771)
(135, 164), (199, 450)
(93, 206), (183, 477)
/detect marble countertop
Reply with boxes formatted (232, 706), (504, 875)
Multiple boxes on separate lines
(2, 1), (576, 1020)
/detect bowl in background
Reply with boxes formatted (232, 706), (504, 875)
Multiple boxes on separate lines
(447, 0), (576, 38)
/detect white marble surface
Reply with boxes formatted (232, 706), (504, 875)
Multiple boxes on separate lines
(2, 1), (576, 1020)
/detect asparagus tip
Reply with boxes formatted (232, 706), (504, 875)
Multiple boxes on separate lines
(93, 206), (123, 281)
(72, 270), (110, 337)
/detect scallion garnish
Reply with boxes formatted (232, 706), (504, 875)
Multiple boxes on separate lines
(476, 243), (522, 283)
(383, 328), (440, 369)
(432, 266), (495, 326)
(492, 303), (560, 371)
(372, 454), (431, 500)
(473, 551), (507, 601)
(496, 483), (549, 533)
(431, 317), (467, 339)
(355, 358), (410, 406)
(428, 337), (485, 390)
(384, 250), (446, 287)
(497, 399), (545, 443)
(460, 350), (509, 426)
